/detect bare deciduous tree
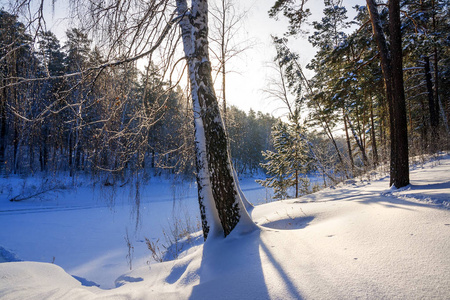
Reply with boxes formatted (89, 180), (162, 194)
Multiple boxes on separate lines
(5, 0), (257, 240)
(209, 0), (253, 124)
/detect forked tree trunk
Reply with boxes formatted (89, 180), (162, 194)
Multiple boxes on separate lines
(346, 113), (369, 167)
(176, 0), (255, 240)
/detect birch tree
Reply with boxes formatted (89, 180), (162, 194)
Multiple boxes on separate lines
(175, 0), (256, 239)
(6, 0), (257, 240)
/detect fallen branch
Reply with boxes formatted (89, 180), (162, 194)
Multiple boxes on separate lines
(9, 185), (63, 202)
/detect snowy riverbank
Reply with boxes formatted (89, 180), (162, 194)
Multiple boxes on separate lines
(1, 155), (449, 299)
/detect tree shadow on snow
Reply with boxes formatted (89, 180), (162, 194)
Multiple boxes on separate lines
(299, 188), (373, 203)
(356, 189), (449, 210)
(402, 182), (450, 205)
(188, 229), (304, 299)
(258, 238), (304, 299)
(259, 216), (314, 230)
(300, 183), (449, 210)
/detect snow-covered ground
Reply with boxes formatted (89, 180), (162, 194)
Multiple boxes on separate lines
(1, 155), (449, 299)
(0, 174), (277, 288)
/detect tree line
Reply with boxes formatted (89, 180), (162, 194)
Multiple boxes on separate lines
(0, 10), (276, 180)
(268, 0), (450, 188)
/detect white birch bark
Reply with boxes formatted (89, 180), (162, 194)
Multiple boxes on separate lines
(176, 0), (222, 239)
(176, 0), (255, 240)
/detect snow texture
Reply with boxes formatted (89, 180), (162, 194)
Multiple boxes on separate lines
(1, 155), (449, 299)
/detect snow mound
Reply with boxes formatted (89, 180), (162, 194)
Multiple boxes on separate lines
(0, 262), (100, 299)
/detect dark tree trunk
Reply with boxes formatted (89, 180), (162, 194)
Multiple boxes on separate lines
(40, 127), (48, 172)
(347, 114), (369, 167)
(343, 112), (355, 174)
(68, 134), (73, 177)
(369, 95), (379, 166)
(325, 122), (347, 178)
(75, 145), (82, 170)
(29, 143), (33, 172)
(419, 96), (428, 153)
(367, 0), (409, 188)
(151, 149), (155, 169)
(433, 49), (440, 127)
(424, 56), (439, 153)
(389, 0), (409, 187)
(0, 90), (6, 173)
(431, 1), (440, 128)
(13, 119), (18, 174)
(380, 97), (389, 159)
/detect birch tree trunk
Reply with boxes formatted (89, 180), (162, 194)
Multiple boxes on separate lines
(176, 0), (255, 240)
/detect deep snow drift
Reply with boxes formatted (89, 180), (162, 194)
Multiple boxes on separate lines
(1, 155), (449, 299)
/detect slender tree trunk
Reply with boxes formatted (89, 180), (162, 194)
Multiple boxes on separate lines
(28, 143), (33, 172)
(176, 0), (255, 240)
(431, 1), (440, 129)
(75, 144), (83, 171)
(362, 102), (367, 151)
(369, 95), (379, 166)
(0, 89), (6, 173)
(424, 56), (439, 153)
(324, 121), (347, 177)
(343, 112), (355, 174)
(408, 95), (413, 134)
(355, 104), (364, 151)
(13, 118), (18, 174)
(432, 49), (450, 135)
(295, 169), (298, 198)
(68, 134), (73, 177)
(419, 96), (428, 153)
(347, 114), (369, 166)
(433, 49), (440, 128)
(221, 0), (227, 126)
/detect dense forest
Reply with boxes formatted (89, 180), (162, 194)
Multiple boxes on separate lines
(267, 0), (450, 188)
(1, 0), (449, 200)
(0, 11), (279, 180)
